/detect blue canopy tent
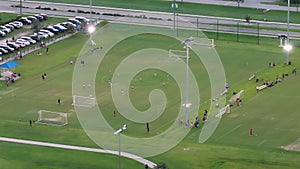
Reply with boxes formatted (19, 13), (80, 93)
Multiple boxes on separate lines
(0, 61), (21, 81)
(0, 61), (20, 69)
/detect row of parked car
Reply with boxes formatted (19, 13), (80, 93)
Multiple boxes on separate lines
(0, 15), (89, 56)
(0, 14), (48, 37)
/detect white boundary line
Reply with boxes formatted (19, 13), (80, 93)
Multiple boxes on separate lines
(0, 136), (157, 168)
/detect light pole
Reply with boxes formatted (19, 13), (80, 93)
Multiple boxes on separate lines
(182, 37), (194, 125)
(89, 0), (94, 46)
(87, 24), (96, 46)
(114, 124), (127, 169)
(285, 0), (291, 65)
(171, 0), (178, 30)
(19, 0), (22, 15)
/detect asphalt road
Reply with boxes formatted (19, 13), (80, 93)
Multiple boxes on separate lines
(1, 0), (300, 38)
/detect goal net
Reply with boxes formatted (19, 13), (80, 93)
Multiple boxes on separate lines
(72, 95), (96, 107)
(169, 49), (187, 61)
(215, 104), (230, 118)
(193, 38), (215, 48)
(36, 110), (68, 126)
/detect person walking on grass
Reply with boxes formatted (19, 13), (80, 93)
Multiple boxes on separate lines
(113, 110), (117, 118)
(292, 67), (296, 75)
(58, 98), (61, 105)
(146, 122), (150, 133)
(29, 120), (32, 127)
(46, 47), (49, 54)
(249, 128), (253, 136)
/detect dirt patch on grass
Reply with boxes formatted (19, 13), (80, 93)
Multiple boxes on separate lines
(281, 138), (300, 152)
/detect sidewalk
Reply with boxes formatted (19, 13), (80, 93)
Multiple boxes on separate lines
(0, 136), (157, 168)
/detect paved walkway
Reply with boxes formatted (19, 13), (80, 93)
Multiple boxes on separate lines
(0, 136), (157, 168)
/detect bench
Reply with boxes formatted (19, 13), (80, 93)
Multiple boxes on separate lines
(256, 84), (267, 91)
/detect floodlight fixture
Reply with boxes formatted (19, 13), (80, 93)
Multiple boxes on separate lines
(87, 25), (96, 34)
(283, 44), (292, 52)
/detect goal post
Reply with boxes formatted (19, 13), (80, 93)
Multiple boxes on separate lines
(193, 38), (215, 48)
(169, 49), (187, 60)
(36, 110), (68, 126)
(215, 104), (230, 118)
(72, 95), (96, 107)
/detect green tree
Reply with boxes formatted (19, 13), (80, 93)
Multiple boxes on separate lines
(31, 20), (46, 33)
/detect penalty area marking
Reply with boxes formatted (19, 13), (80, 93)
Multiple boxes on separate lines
(258, 140), (267, 146)
(0, 136), (157, 168)
(1, 87), (20, 95)
(215, 124), (242, 141)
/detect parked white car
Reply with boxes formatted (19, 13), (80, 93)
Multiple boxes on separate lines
(37, 32), (49, 39)
(20, 36), (37, 44)
(39, 29), (54, 37)
(75, 16), (89, 23)
(0, 26), (11, 33)
(4, 24), (14, 31)
(16, 39), (30, 46)
(0, 30), (5, 37)
(9, 21), (23, 29)
(14, 41), (27, 48)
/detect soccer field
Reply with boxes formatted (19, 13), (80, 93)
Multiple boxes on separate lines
(1, 22), (300, 168)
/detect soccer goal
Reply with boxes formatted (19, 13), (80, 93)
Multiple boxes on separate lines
(215, 104), (230, 118)
(72, 95), (96, 107)
(193, 38), (215, 48)
(36, 110), (68, 126)
(169, 49), (187, 60)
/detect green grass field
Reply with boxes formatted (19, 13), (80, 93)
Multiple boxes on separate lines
(0, 21), (300, 169)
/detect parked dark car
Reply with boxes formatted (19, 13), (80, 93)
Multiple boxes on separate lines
(34, 15), (44, 21)
(52, 25), (67, 32)
(40, 13), (48, 20)
(0, 45), (15, 52)
(43, 26), (59, 34)
(0, 48), (9, 55)
(60, 22), (76, 28)
(6, 42), (20, 50)
(68, 19), (81, 26)
(29, 33), (41, 41)
(18, 17), (32, 25)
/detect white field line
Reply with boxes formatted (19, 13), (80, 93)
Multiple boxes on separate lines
(258, 139), (267, 146)
(215, 124), (242, 141)
(0, 136), (157, 168)
(0, 87), (19, 95)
